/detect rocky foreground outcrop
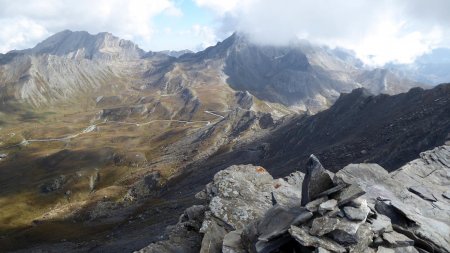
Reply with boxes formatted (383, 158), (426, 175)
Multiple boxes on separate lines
(137, 145), (450, 253)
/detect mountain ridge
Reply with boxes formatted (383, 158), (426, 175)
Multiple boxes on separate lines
(0, 30), (430, 112)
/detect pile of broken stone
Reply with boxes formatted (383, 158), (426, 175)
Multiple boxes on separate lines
(137, 145), (450, 253)
(223, 155), (421, 253)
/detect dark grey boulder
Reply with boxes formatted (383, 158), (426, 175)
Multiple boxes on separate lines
(301, 155), (334, 206)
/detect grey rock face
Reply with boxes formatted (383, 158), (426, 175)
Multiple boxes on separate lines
(339, 146), (450, 253)
(407, 186), (437, 202)
(222, 34), (423, 113)
(301, 154), (334, 205)
(235, 91), (254, 110)
(203, 165), (274, 230)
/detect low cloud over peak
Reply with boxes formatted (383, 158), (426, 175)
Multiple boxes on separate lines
(198, 0), (450, 65)
(1, 0), (449, 66)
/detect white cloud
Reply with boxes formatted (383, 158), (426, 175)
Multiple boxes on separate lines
(0, 17), (49, 53)
(193, 0), (243, 15)
(0, 0), (182, 53)
(196, 0), (450, 65)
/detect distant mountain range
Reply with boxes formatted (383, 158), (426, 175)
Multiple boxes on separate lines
(1, 30), (443, 113)
(386, 47), (450, 85)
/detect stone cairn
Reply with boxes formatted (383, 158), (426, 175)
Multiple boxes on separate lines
(138, 154), (438, 253)
(232, 155), (415, 253)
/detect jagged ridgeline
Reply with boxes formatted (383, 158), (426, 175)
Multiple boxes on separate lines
(139, 147), (450, 253)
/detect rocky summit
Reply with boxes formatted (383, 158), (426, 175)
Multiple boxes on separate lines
(138, 145), (450, 253)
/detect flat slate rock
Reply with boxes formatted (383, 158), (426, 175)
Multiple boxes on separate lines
(318, 199), (338, 215)
(309, 216), (341, 236)
(343, 204), (369, 221)
(289, 225), (346, 253)
(316, 184), (347, 199)
(305, 196), (328, 212)
(301, 155), (334, 206)
(382, 231), (414, 247)
(258, 206), (310, 242)
(332, 184), (366, 207)
(370, 214), (393, 234)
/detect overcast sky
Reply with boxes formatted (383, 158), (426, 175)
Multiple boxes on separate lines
(0, 0), (449, 65)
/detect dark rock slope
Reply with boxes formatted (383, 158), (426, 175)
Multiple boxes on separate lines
(261, 83), (450, 175)
(169, 83), (450, 198)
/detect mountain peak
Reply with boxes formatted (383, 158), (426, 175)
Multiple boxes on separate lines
(30, 30), (145, 60)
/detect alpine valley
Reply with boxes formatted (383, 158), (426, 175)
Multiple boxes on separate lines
(0, 30), (449, 253)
